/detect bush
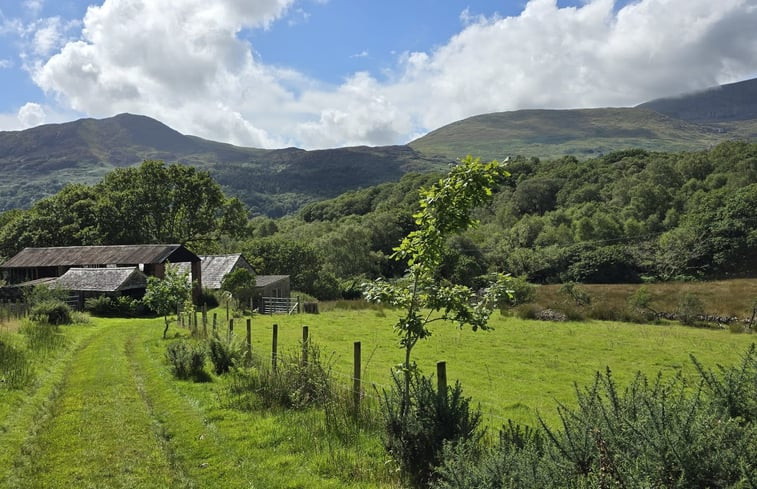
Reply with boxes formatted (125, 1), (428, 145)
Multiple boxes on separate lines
(165, 340), (207, 380)
(677, 291), (704, 325)
(195, 288), (219, 309)
(85, 295), (145, 317)
(0, 338), (33, 389)
(499, 276), (536, 311)
(381, 371), (484, 488)
(228, 342), (333, 410)
(31, 300), (72, 325)
(208, 333), (246, 375)
(515, 304), (541, 320)
(433, 348), (757, 488)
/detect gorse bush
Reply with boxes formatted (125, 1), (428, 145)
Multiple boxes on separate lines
(432, 346), (757, 489)
(165, 340), (206, 380)
(0, 337), (33, 389)
(30, 300), (72, 325)
(381, 370), (483, 488)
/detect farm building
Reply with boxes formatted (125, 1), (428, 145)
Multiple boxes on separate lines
(0, 244), (203, 299)
(54, 267), (148, 309)
(176, 253), (290, 300)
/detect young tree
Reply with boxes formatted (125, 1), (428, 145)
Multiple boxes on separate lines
(143, 264), (192, 338)
(363, 155), (512, 411)
(220, 267), (256, 311)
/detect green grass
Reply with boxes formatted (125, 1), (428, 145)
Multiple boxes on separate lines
(1, 306), (754, 487)
(241, 308), (755, 428)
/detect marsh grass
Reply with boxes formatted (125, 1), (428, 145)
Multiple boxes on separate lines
(0, 335), (33, 389)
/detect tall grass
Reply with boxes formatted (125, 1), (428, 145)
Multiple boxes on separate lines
(0, 336), (34, 389)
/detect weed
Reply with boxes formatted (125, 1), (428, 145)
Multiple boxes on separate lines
(0, 337), (33, 389)
(165, 340), (207, 380)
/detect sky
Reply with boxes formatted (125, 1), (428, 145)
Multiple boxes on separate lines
(0, 0), (756, 149)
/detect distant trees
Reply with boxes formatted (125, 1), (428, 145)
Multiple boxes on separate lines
(0, 160), (248, 260)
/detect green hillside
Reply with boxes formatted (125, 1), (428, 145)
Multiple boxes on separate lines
(409, 107), (746, 161)
(0, 114), (447, 215)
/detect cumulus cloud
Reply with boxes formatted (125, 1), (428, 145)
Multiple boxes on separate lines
(28, 0), (757, 149)
(17, 102), (46, 127)
(0, 59), (11, 68)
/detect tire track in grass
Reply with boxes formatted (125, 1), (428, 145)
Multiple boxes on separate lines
(0, 326), (103, 487)
(8, 321), (183, 489)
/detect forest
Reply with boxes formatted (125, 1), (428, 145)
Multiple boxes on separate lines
(0, 140), (756, 300)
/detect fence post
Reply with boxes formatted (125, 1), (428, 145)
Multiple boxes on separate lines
(193, 310), (198, 336)
(180, 312), (185, 329)
(228, 319), (234, 343)
(353, 341), (361, 413)
(437, 361), (447, 397)
(246, 318), (252, 362)
(301, 326), (309, 365)
(212, 312), (217, 334)
(226, 300), (229, 322)
(297, 295), (301, 314)
(272, 323), (278, 371)
(202, 304), (208, 338)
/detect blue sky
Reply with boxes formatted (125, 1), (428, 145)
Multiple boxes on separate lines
(1, 0), (756, 149)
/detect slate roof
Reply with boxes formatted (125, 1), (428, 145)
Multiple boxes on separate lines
(176, 254), (286, 290)
(176, 254), (254, 289)
(55, 267), (148, 292)
(255, 275), (289, 288)
(1, 245), (200, 268)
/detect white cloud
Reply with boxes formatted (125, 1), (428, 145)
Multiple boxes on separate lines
(24, 0), (44, 16)
(27, 0), (757, 149)
(0, 58), (11, 68)
(17, 102), (46, 127)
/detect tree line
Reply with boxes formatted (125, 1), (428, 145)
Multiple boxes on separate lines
(1, 141), (756, 299)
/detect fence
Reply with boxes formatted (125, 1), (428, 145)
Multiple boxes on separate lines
(261, 296), (300, 315)
(0, 300), (28, 323)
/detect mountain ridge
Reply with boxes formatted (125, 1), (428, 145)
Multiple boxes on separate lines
(2, 78), (757, 215)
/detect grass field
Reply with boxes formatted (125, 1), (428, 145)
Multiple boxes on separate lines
(1, 305), (754, 488)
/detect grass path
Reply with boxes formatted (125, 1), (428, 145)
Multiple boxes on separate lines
(2, 319), (394, 489)
(6, 322), (184, 488)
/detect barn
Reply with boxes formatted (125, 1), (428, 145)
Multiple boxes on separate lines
(0, 244), (203, 299)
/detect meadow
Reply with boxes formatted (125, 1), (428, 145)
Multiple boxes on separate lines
(1, 304), (755, 488)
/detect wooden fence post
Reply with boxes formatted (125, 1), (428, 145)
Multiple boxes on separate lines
(272, 323), (278, 371)
(212, 313), (217, 334)
(301, 326), (309, 365)
(437, 361), (447, 397)
(246, 318), (252, 362)
(353, 341), (361, 413)
(202, 304), (208, 338)
(228, 319), (234, 343)
(226, 301), (229, 322)
(193, 310), (198, 336)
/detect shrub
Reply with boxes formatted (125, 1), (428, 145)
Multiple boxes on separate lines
(433, 349), (757, 488)
(515, 304), (541, 320)
(195, 288), (219, 309)
(677, 291), (704, 325)
(499, 276), (536, 310)
(559, 281), (591, 306)
(165, 340), (206, 380)
(31, 300), (72, 325)
(0, 338), (34, 389)
(381, 370), (483, 488)
(227, 342), (333, 410)
(208, 333), (245, 375)
(85, 295), (144, 317)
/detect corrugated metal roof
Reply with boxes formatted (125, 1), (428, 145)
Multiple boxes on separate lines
(0, 245), (200, 268)
(55, 267), (148, 292)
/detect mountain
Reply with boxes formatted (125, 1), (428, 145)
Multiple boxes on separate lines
(0, 113), (447, 215)
(637, 77), (757, 122)
(2, 78), (757, 215)
(410, 78), (757, 162)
